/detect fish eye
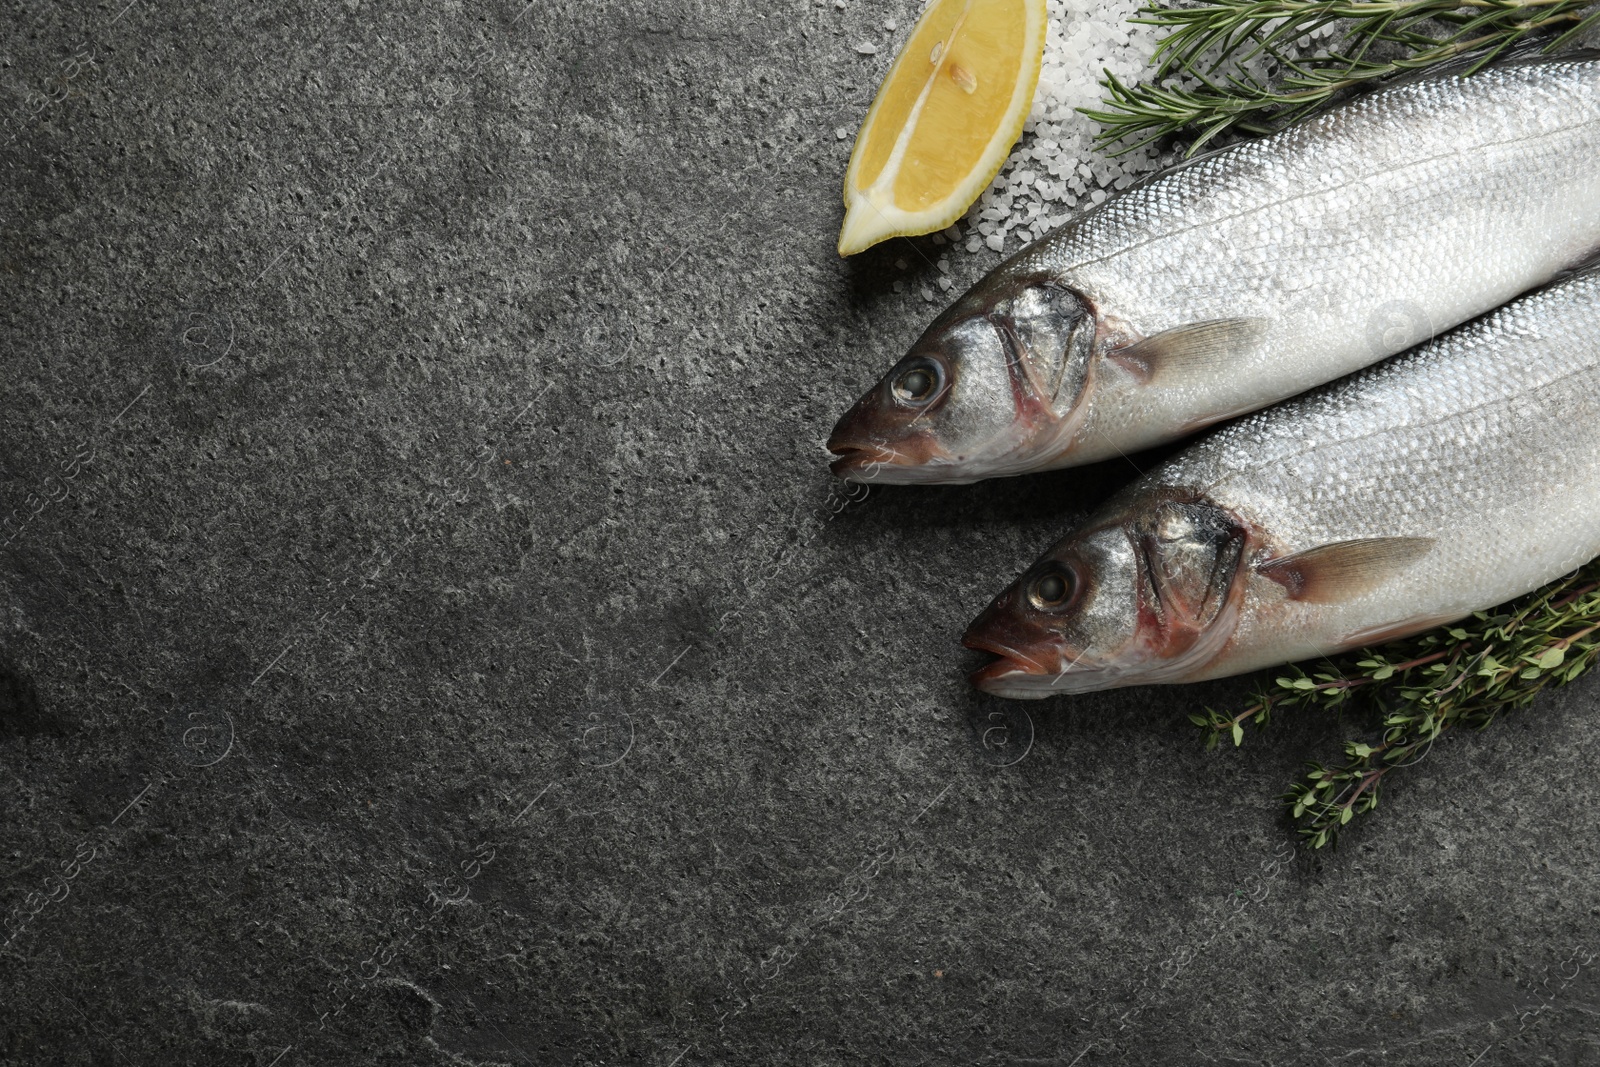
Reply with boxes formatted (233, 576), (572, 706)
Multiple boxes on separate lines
(891, 358), (942, 404)
(1028, 564), (1078, 610)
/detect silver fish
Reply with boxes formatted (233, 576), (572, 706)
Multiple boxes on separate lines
(828, 54), (1600, 484)
(963, 268), (1600, 698)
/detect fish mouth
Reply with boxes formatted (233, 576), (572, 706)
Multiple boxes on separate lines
(826, 441), (901, 480)
(962, 632), (1044, 672)
(962, 610), (1105, 698)
(964, 635), (1063, 699)
(825, 438), (962, 484)
(965, 647), (1108, 698)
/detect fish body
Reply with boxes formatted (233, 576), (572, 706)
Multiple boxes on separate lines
(828, 54), (1600, 484)
(963, 269), (1600, 697)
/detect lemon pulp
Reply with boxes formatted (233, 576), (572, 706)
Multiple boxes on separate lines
(839, 0), (1047, 257)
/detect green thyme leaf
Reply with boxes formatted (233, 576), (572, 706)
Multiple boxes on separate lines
(1195, 563), (1600, 849)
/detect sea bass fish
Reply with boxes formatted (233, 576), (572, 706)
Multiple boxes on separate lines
(962, 268), (1600, 698)
(827, 53), (1600, 484)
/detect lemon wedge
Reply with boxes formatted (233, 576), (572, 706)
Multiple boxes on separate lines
(838, 0), (1047, 257)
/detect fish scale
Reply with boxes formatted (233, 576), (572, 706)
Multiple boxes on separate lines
(1030, 56), (1600, 464)
(991, 269), (1600, 692)
(831, 55), (1600, 486)
(1208, 277), (1600, 672)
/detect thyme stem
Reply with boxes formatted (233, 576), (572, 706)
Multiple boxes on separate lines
(1193, 560), (1600, 848)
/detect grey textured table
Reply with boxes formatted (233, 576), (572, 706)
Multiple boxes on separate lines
(2, 2), (1597, 1064)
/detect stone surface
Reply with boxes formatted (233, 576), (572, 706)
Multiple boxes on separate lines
(2, 2), (1598, 1065)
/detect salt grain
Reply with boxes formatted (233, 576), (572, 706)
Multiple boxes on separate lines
(934, 0), (1290, 256)
(845, 0), (1252, 259)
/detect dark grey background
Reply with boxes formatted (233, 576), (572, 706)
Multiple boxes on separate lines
(2, 1), (1596, 1064)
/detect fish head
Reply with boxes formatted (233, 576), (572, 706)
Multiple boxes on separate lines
(963, 497), (1249, 697)
(827, 274), (1097, 484)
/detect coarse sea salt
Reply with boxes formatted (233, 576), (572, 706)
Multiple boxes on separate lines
(845, 0), (1281, 293)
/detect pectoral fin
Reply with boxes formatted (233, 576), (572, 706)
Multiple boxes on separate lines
(1257, 537), (1435, 604)
(1108, 318), (1266, 384)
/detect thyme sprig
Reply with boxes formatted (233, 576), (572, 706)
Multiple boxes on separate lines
(1192, 564), (1600, 848)
(1082, 0), (1600, 155)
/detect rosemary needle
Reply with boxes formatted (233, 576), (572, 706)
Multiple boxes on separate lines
(1083, 0), (1600, 155)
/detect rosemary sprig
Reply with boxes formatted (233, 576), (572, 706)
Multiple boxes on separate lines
(1083, 0), (1600, 155)
(1191, 563), (1600, 848)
